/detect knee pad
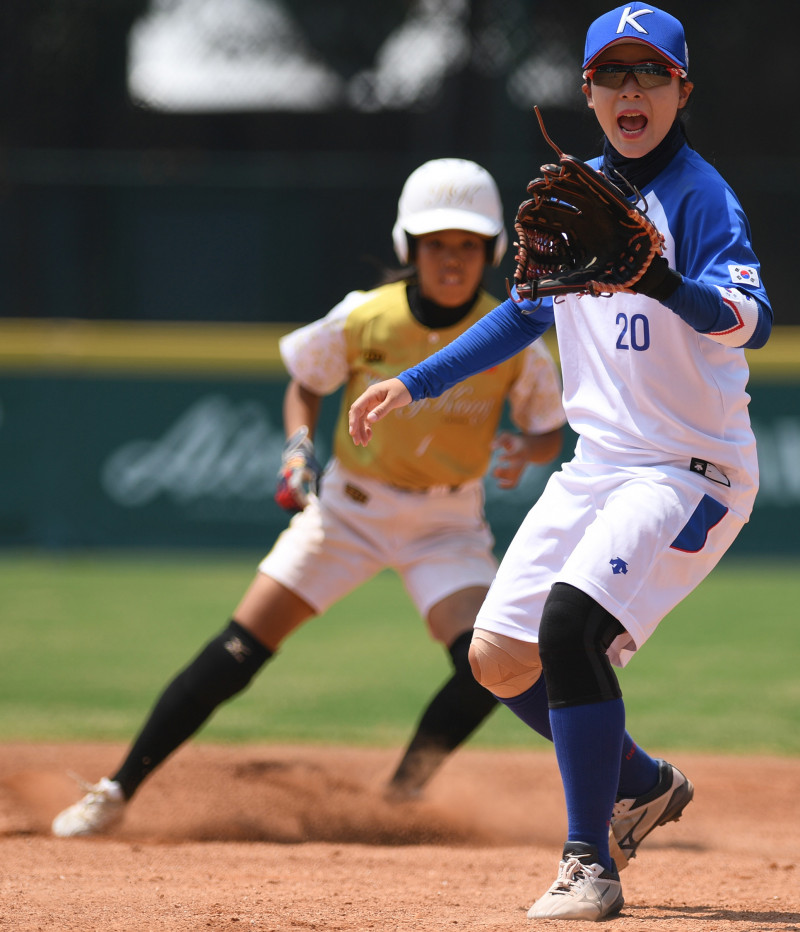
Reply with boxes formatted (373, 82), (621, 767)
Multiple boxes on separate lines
(469, 630), (542, 698)
(538, 583), (625, 708)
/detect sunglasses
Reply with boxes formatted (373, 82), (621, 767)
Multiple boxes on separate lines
(583, 61), (686, 89)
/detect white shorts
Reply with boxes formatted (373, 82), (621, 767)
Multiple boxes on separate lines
(475, 459), (753, 667)
(259, 459), (497, 621)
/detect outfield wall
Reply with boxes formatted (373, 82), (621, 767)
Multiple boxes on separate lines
(1, 320), (798, 556)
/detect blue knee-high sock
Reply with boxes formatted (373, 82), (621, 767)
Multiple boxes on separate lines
(497, 685), (658, 801)
(549, 697), (625, 870)
(496, 677), (553, 741)
(617, 732), (660, 798)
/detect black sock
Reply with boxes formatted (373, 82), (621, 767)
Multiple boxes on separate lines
(112, 620), (272, 799)
(389, 631), (498, 793)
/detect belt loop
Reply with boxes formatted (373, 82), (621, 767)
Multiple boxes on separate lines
(344, 483), (369, 504)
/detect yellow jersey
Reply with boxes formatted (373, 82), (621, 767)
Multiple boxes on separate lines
(280, 281), (564, 489)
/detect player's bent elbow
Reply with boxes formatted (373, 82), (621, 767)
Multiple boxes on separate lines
(530, 427), (565, 464)
(743, 314), (772, 350)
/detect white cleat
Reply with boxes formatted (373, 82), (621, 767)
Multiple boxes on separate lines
(528, 842), (624, 921)
(52, 775), (126, 838)
(610, 759), (694, 870)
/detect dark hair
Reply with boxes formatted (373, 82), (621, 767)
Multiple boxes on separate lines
(376, 266), (416, 286)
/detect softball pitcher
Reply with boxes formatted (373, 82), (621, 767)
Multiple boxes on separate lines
(350, 4), (772, 921)
(52, 158), (565, 837)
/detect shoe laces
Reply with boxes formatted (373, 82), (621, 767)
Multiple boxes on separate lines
(549, 857), (587, 894)
(67, 771), (118, 804)
(67, 771), (99, 792)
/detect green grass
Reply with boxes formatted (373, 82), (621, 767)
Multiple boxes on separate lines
(0, 551), (798, 756)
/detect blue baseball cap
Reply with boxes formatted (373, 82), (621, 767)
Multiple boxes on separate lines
(583, 4), (688, 74)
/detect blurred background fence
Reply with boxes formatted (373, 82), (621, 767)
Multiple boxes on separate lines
(0, 0), (797, 555)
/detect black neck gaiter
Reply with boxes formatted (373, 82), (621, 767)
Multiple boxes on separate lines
(602, 119), (688, 193)
(406, 283), (480, 329)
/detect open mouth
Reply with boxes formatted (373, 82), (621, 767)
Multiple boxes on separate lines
(618, 113), (647, 134)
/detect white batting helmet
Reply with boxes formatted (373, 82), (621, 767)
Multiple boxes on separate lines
(392, 158), (507, 267)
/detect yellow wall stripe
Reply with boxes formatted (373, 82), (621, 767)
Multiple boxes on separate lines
(0, 319), (296, 377)
(0, 319), (798, 380)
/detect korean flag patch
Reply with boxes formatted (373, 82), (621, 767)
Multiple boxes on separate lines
(729, 264), (760, 287)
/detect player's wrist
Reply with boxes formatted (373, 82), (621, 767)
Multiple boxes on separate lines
(632, 256), (682, 302)
(275, 425), (322, 513)
(282, 426), (315, 463)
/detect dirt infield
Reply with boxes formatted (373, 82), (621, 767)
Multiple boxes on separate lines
(1, 742), (798, 931)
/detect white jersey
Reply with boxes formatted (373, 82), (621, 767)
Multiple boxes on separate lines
(556, 146), (764, 497)
(401, 144), (769, 511)
(557, 284), (756, 488)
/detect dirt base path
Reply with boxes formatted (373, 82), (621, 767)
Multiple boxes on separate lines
(1, 742), (798, 931)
